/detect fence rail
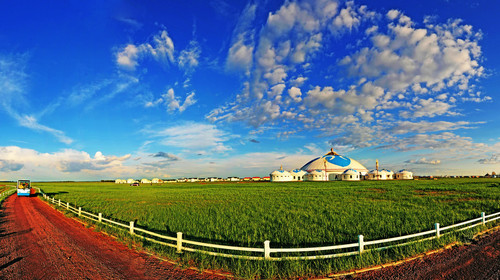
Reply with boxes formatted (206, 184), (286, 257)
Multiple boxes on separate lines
(0, 188), (16, 200)
(38, 189), (500, 261)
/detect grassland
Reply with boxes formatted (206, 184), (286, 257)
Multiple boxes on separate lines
(34, 179), (500, 278)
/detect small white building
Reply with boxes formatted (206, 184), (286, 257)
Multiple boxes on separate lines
(341, 169), (361, 181)
(304, 170), (326, 181)
(290, 169), (307, 181)
(127, 178), (135, 184)
(396, 170), (413, 180)
(115, 179), (127, 184)
(380, 169), (394, 180)
(270, 168), (293, 182)
(151, 178), (163, 183)
(141, 178), (151, 184)
(366, 170), (379, 180)
(227, 177), (240, 182)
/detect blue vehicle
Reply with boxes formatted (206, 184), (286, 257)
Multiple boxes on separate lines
(17, 180), (32, 196)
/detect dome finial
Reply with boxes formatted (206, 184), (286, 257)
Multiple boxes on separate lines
(325, 148), (339, 156)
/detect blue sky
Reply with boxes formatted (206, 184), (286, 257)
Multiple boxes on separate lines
(1, 0), (499, 180)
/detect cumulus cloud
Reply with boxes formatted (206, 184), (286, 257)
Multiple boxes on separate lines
(116, 30), (175, 71)
(208, 0), (487, 156)
(147, 88), (197, 113)
(0, 146), (132, 179)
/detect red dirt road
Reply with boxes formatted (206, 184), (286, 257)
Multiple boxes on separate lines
(340, 228), (500, 280)
(0, 195), (229, 280)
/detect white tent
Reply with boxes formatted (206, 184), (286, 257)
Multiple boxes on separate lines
(396, 170), (413, 180)
(304, 170), (326, 181)
(270, 168), (293, 182)
(341, 169), (361, 181)
(290, 169), (307, 181)
(381, 169), (394, 180)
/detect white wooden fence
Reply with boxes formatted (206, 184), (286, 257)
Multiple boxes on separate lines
(39, 191), (500, 261)
(0, 188), (16, 200)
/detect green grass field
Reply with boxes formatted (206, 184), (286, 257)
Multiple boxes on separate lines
(34, 179), (500, 278)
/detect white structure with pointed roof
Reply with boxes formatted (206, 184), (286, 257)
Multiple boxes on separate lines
(396, 169), (413, 180)
(304, 169), (326, 181)
(270, 166), (293, 182)
(301, 148), (368, 180)
(290, 169), (307, 181)
(341, 169), (361, 181)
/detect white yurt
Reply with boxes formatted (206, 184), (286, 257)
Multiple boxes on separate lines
(141, 178), (151, 184)
(304, 169), (326, 181)
(366, 170), (379, 180)
(396, 169), (413, 180)
(127, 178), (135, 184)
(290, 169), (307, 181)
(300, 149), (368, 180)
(151, 178), (163, 183)
(341, 169), (361, 181)
(381, 169), (394, 180)
(270, 166), (293, 182)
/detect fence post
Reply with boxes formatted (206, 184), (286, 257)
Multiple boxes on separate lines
(58, 199), (61, 206)
(176, 232), (183, 253)
(264, 240), (271, 260)
(98, 213), (102, 223)
(481, 212), (486, 225)
(130, 221), (135, 234)
(78, 207), (81, 216)
(435, 223), (440, 239)
(358, 235), (364, 254)
(66, 202), (69, 210)
(52, 197), (55, 204)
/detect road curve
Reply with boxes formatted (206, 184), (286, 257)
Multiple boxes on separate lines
(0, 195), (228, 280)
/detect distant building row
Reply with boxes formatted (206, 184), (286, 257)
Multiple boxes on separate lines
(271, 168), (413, 182)
(270, 149), (413, 182)
(115, 176), (272, 184)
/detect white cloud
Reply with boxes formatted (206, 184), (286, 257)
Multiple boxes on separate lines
(0, 146), (132, 180)
(178, 40), (201, 73)
(226, 3), (256, 75)
(0, 54), (74, 144)
(116, 30), (175, 71)
(405, 157), (441, 165)
(16, 115), (73, 144)
(146, 122), (233, 153)
(148, 88), (197, 113)
(288, 86), (302, 102)
(208, 0), (488, 157)
(116, 44), (140, 70)
(390, 120), (475, 134)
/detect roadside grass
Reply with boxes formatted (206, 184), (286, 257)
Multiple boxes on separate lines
(36, 179), (500, 278)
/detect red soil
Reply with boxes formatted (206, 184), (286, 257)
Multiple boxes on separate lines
(340, 229), (500, 280)
(0, 195), (230, 280)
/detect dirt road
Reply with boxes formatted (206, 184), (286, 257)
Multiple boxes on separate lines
(0, 195), (228, 280)
(338, 228), (500, 280)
